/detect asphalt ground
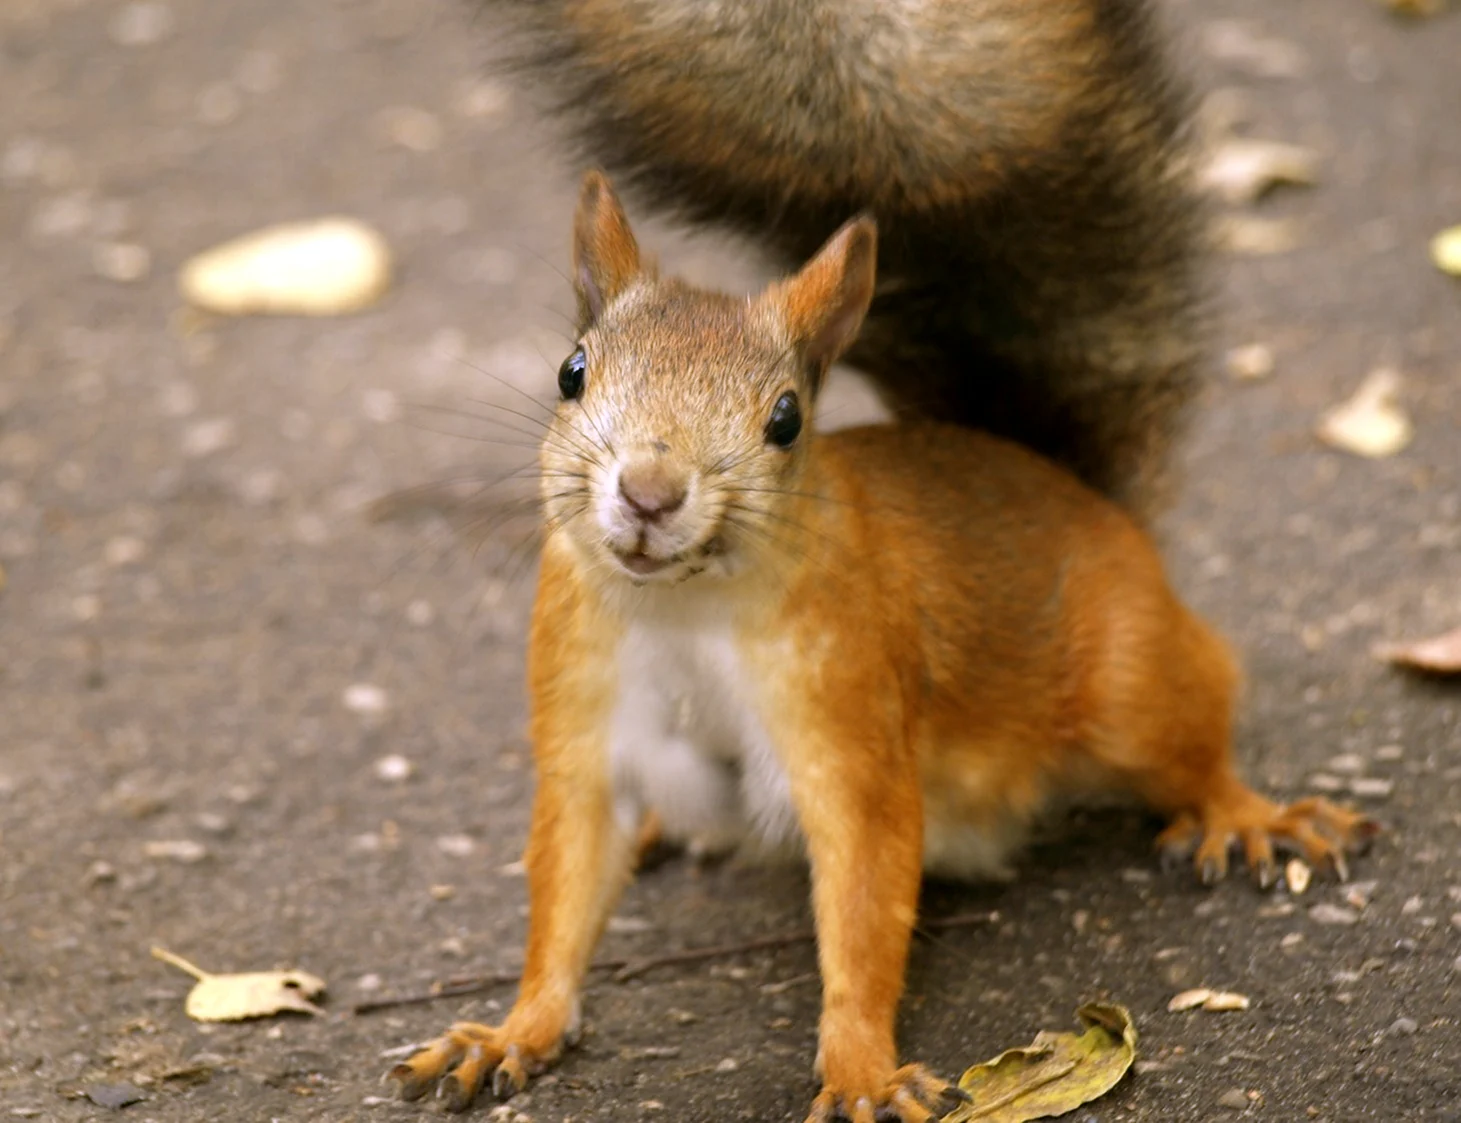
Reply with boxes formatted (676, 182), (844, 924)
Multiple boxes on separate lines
(1, 1), (1458, 1120)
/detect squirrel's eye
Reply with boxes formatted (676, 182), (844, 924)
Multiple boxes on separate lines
(558, 346), (586, 401)
(765, 391), (802, 449)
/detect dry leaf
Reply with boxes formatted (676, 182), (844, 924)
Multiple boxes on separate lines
(1167, 988), (1212, 1012)
(179, 218), (391, 316)
(1382, 0), (1447, 16)
(1374, 625), (1461, 673)
(151, 947), (326, 1021)
(1200, 138), (1319, 205)
(1432, 225), (1461, 276)
(1316, 368), (1412, 458)
(1168, 988), (1250, 1013)
(944, 1003), (1137, 1123)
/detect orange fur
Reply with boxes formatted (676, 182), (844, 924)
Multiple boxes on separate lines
(389, 176), (1375, 1121)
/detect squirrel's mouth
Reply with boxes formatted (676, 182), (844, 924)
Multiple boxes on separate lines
(613, 547), (674, 576)
(609, 534), (726, 581)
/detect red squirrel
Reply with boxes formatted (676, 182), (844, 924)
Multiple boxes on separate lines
(388, 174), (1376, 1122)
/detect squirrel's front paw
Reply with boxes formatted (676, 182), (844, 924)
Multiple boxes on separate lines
(387, 1020), (566, 1113)
(804, 1063), (968, 1123)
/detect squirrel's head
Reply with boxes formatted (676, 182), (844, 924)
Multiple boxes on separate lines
(541, 171), (876, 588)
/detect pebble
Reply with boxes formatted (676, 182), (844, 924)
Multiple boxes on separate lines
(104, 536), (147, 567)
(715, 1057), (739, 1073)
(1280, 932), (1304, 949)
(108, 2), (174, 46)
(373, 754), (413, 782)
(1218, 1087), (1251, 1111)
(1307, 773), (1346, 794)
(238, 468), (284, 507)
(93, 242), (152, 282)
(85, 1083), (147, 1109)
(455, 79), (511, 119)
(1401, 896), (1423, 915)
(1226, 343), (1275, 381)
(435, 834), (476, 857)
(196, 82), (243, 125)
(143, 839), (208, 863)
(344, 683), (390, 716)
(1310, 903), (1360, 926)
(429, 884), (456, 900)
(1375, 744), (1405, 762)
(1327, 752), (1366, 774)
(84, 860), (118, 885)
(1286, 858), (1312, 895)
(378, 106), (444, 152)
(1387, 1016), (1419, 1037)
(181, 418), (237, 459)
(406, 599), (435, 627)
(1349, 777), (1394, 800)
(179, 218), (392, 316)
(1451, 914), (1461, 932)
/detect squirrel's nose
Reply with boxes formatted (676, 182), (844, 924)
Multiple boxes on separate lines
(618, 459), (687, 522)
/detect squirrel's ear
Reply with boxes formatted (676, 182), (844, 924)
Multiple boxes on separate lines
(573, 170), (643, 326)
(766, 216), (877, 375)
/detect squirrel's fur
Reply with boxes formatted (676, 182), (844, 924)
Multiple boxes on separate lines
(388, 175), (1375, 1122)
(490, 0), (1207, 516)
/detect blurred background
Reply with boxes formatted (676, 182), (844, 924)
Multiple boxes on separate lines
(1, 0), (1458, 1119)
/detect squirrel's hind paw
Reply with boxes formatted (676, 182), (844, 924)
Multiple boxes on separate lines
(1157, 791), (1380, 889)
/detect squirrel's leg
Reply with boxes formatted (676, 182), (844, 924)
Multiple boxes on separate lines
(387, 755), (634, 1110)
(776, 703), (964, 1123)
(1087, 596), (1379, 887)
(389, 560), (634, 1111)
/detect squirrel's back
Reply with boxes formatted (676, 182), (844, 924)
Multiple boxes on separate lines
(491, 0), (1208, 518)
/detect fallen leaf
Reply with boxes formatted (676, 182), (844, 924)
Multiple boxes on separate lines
(151, 947), (326, 1021)
(1433, 226), (1461, 275)
(944, 1003), (1136, 1122)
(179, 217), (391, 316)
(1200, 138), (1319, 205)
(1316, 368), (1412, 458)
(1168, 987), (1250, 1012)
(1382, 0), (1448, 16)
(1167, 988), (1212, 1012)
(1374, 625), (1461, 673)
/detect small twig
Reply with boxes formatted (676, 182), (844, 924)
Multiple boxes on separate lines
(351, 909), (998, 1015)
(611, 929), (815, 983)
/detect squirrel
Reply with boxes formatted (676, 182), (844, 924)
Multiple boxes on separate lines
(388, 173), (1377, 1121)
(477, 0), (1210, 520)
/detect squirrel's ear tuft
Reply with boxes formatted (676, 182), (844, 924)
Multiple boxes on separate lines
(766, 216), (877, 376)
(573, 170), (643, 326)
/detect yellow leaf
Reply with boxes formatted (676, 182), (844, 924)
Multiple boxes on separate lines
(151, 947), (327, 1022)
(943, 1004), (1137, 1122)
(1433, 225), (1461, 276)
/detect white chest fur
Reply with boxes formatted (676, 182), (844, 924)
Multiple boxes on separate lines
(608, 615), (798, 856)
